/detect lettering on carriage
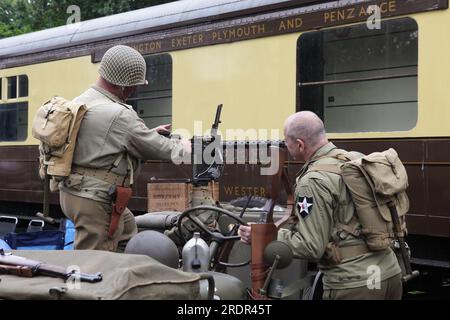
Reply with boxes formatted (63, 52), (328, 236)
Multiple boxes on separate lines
(211, 24), (266, 41)
(278, 17), (303, 31)
(323, 0), (397, 24)
(107, 0), (423, 61)
(171, 34), (204, 48)
(132, 41), (162, 54)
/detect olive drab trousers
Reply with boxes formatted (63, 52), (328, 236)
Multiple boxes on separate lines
(322, 273), (403, 300)
(60, 190), (137, 252)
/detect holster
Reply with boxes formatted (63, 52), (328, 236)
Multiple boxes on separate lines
(108, 186), (133, 238)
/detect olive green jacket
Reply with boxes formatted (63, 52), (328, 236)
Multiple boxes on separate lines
(59, 85), (186, 203)
(278, 142), (401, 289)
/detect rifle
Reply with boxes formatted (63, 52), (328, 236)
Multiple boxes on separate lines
(0, 249), (102, 283)
(387, 202), (420, 282)
(36, 155), (58, 224)
(250, 145), (295, 300)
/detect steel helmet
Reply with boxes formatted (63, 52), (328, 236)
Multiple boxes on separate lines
(125, 230), (179, 268)
(99, 45), (148, 87)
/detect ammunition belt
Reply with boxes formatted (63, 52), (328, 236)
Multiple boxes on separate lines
(221, 140), (286, 148)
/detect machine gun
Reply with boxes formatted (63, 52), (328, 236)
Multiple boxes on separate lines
(0, 249), (102, 283)
(191, 104), (224, 186)
(164, 105), (225, 247)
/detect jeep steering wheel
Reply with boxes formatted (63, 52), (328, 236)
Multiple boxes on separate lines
(177, 205), (248, 243)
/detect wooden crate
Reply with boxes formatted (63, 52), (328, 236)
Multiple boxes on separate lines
(147, 180), (219, 212)
(147, 180), (190, 212)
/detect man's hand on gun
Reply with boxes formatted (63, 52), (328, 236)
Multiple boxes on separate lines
(153, 124), (172, 138)
(180, 138), (192, 154)
(238, 224), (252, 245)
(154, 123), (172, 135)
(154, 123), (191, 153)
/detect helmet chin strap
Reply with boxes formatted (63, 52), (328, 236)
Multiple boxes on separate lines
(118, 86), (127, 102)
(118, 85), (137, 102)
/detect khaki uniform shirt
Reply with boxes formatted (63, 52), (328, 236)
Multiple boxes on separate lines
(59, 85), (186, 203)
(278, 142), (401, 289)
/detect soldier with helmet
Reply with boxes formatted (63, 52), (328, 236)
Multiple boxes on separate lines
(59, 45), (190, 252)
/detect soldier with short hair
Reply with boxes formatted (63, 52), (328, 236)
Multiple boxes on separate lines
(59, 45), (190, 252)
(239, 111), (402, 300)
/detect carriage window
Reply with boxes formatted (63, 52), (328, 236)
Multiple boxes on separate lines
(19, 75), (28, 98)
(1, 74), (29, 141)
(128, 54), (172, 129)
(0, 78), (2, 100)
(7, 76), (17, 99)
(0, 102), (28, 141)
(297, 18), (418, 132)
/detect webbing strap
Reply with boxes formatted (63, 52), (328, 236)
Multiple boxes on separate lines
(307, 148), (363, 175)
(112, 152), (124, 168)
(308, 164), (342, 175)
(66, 102), (85, 143)
(107, 151), (134, 186)
(312, 148), (353, 162)
(126, 153), (134, 186)
(335, 216), (361, 238)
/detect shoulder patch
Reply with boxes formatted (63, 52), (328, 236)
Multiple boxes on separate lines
(296, 195), (314, 219)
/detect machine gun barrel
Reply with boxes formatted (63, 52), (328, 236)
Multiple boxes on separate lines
(210, 104), (223, 137)
(217, 140), (287, 166)
(221, 140), (286, 148)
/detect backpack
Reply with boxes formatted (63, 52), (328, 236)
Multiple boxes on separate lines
(309, 148), (409, 252)
(32, 97), (87, 190)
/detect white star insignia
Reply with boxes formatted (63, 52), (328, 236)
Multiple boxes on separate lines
(298, 197), (313, 214)
(296, 196), (314, 218)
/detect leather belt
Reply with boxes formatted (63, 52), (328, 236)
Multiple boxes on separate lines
(71, 165), (130, 187)
(339, 243), (370, 260)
